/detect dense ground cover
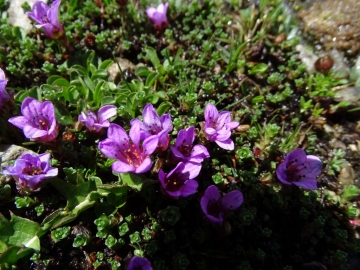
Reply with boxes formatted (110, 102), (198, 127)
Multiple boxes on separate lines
(1, 0), (360, 269)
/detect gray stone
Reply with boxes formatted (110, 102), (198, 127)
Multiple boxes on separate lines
(108, 58), (145, 82)
(338, 161), (356, 185)
(335, 87), (360, 106)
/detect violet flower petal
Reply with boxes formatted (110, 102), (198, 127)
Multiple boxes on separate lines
(135, 157), (152, 174)
(129, 121), (141, 146)
(128, 256), (152, 270)
(8, 116), (29, 129)
(97, 105), (117, 123)
(284, 148), (307, 167)
(27, 1), (48, 23)
(276, 162), (292, 185)
(112, 160), (135, 173)
(23, 125), (48, 138)
(142, 104), (162, 133)
(217, 111), (231, 130)
(221, 190), (244, 211)
(181, 161), (201, 179)
(142, 135), (159, 156)
(107, 123), (129, 146)
(203, 185), (221, 201)
(293, 178), (318, 190)
(215, 129), (231, 141)
(98, 138), (121, 159)
(226, 121), (240, 130)
(204, 103), (218, 124)
(180, 179), (198, 197)
(215, 138), (234, 151)
(145, 7), (157, 18)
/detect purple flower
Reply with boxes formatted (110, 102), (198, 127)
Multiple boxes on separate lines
(99, 122), (158, 174)
(128, 256), (152, 270)
(200, 185), (243, 225)
(1, 153), (58, 190)
(8, 97), (59, 142)
(78, 105), (117, 132)
(146, 2), (169, 30)
(159, 162), (200, 197)
(276, 148), (322, 190)
(170, 126), (210, 163)
(26, 0), (64, 39)
(204, 103), (239, 151)
(0, 68), (10, 108)
(131, 104), (172, 151)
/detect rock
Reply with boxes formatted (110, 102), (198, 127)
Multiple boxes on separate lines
(335, 87), (360, 106)
(338, 161), (356, 185)
(329, 138), (347, 150)
(328, 49), (350, 77)
(8, 0), (47, 33)
(296, 44), (318, 74)
(297, 0), (360, 55)
(107, 58), (144, 82)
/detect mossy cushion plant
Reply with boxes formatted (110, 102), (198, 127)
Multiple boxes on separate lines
(0, 0), (360, 269)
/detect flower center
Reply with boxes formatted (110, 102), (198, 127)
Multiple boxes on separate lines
(208, 116), (226, 131)
(165, 174), (184, 192)
(285, 162), (307, 182)
(22, 164), (43, 176)
(207, 199), (222, 218)
(119, 142), (143, 168)
(178, 143), (191, 157)
(41, 15), (50, 24)
(146, 123), (162, 135)
(32, 113), (51, 131)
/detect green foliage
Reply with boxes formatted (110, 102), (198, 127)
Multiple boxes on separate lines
(51, 226), (71, 243)
(160, 206), (181, 226)
(14, 196), (35, 208)
(327, 149), (346, 176)
(1, 0), (359, 268)
(0, 213), (40, 266)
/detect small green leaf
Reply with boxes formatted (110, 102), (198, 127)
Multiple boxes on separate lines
(135, 66), (152, 77)
(0, 212), (41, 252)
(118, 173), (147, 191)
(248, 63), (268, 75)
(54, 101), (73, 125)
(343, 185), (359, 201)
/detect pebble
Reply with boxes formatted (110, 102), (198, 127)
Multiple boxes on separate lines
(335, 87), (360, 107)
(107, 58), (144, 82)
(338, 161), (356, 185)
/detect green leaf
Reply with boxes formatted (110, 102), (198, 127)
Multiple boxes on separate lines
(50, 178), (97, 212)
(342, 185), (359, 201)
(54, 100), (73, 125)
(248, 63), (268, 75)
(118, 173), (149, 191)
(135, 66), (152, 77)
(0, 245), (34, 265)
(145, 72), (161, 87)
(145, 47), (165, 75)
(47, 75), (64, 85)
(70, 64), (88, 76)
(93, 81), (105, 108)
(91, 70), (109, 80)
(43, 178), (99, 229)
(52, 78), (71, 87)
(101, 96), (116, 106)
(99, 59), (114, 70)
(0, 212), (41, 253)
